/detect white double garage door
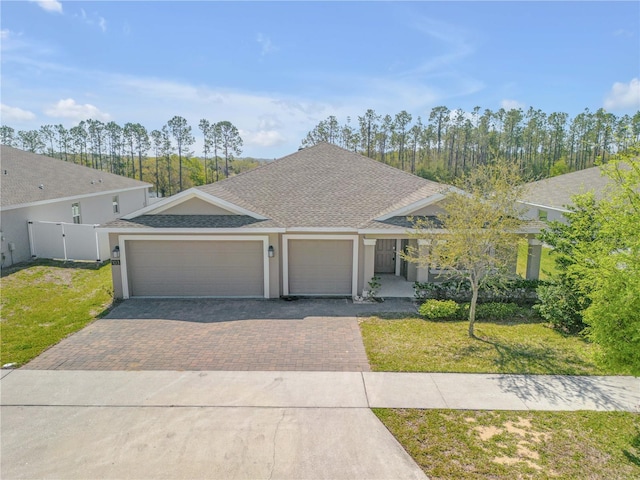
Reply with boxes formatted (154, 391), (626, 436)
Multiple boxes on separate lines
(122, 235), (357, 298)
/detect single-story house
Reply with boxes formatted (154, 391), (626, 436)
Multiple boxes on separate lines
(104, 142), (543, 299)
(1, 145), (152, 267)
(519, 166), (612, 223)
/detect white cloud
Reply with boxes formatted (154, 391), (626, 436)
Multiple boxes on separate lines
(256, 33), (277, 57)
(44, 98), (110, 121)
(241, 129), (287, 148)
(0, 29), (10, 40)
(1, 103), (37, 122)
(500, 99), (525, 110)
(31, 0), (63, 14)
(75, 8), (107, 32)
(604, 78), (640, 111)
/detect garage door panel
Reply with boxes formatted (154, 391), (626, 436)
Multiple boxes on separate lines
(288, 239), (353, 295)
(126, 240), (263, 297)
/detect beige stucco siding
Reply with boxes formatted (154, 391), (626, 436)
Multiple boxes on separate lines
(408, 203), (446, 216)
(125, 239), (263, 297)
(160, 197), (236, 215)
(287, 239), (353, 295)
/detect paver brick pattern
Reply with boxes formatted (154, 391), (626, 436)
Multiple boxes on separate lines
(23, 298), (417, 372)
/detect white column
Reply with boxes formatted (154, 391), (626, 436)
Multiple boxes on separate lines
(416, 239), (430, 283)
(363, 238), (377, 294)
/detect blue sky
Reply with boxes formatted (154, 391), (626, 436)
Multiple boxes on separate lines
(2, 1), (639, 158)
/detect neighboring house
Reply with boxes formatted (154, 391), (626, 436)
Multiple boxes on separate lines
(1, 146), (152, 267)
(520, 166), (612, 223)
(104, 142), (542, 300)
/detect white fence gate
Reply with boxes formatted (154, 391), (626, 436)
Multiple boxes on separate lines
(28, 221), (110, 262)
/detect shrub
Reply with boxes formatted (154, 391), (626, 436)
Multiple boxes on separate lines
(419, 299), (460, 319)
(414, 278), (542, 304)
(475, 302), (520, 320)
(534, 282), (587, 333)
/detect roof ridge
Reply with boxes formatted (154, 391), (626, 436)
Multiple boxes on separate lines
(314, 142), (449, 186)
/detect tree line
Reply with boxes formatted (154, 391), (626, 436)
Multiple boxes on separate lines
(0, 116), (243, 197)
(301, 107), (640, 181)
(3, 105), (639, 194)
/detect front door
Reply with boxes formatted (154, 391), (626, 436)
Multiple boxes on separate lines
(374, 239), (396, 273)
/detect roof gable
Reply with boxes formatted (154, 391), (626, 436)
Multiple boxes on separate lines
(197, 143), (451, 228)
(1, 146), (151, 209)
(123, 188), (268, 220)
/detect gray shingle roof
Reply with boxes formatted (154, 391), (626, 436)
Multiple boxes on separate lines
(197, 142), (450, 228)
(1, 145), (151, 208)
(360, 216), (443, 230)
(103, 215), (281, 229)
(522, 166), (612, 211)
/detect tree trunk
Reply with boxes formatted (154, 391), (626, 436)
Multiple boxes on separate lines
(468, 283), (479, 338)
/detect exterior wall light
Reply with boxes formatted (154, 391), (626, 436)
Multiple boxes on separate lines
(268, 245), (275, 258)
(112, 245), (120, 259)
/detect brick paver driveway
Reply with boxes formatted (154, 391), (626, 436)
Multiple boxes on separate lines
(25, 298), (416, 371)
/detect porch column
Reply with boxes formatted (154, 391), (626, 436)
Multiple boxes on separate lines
(416, 239), (430, 283)
(526, 238), (542, 280)
(363, 238), (377, 293)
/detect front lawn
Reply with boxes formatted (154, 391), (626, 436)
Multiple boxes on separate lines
(359, 314), (628, 375)
(0, 260), (113, 366)
(375, 409), (640, 480)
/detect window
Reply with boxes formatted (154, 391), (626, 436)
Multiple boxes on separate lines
(112, 196), (120, 214)
(537, 209), (548, 221)
(72, 202), (81, 224)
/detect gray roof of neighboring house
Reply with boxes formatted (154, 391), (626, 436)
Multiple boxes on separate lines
(104, 215), (281, 229)
(196, 142), (450, 228)
(521, 166), (612, 211)
(1, 145), (151, 208)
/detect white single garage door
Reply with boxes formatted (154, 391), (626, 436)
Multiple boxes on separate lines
(288, 239), (353, 295)
(126, 240), (264, 297)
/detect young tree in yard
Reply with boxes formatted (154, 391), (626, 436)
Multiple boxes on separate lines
(405, 160), (525, 337)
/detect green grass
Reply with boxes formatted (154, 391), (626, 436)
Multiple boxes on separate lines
(0, 260), (113, 366)
(516, 240), (557, 280)
(359, 313), (628, 375)
(374, 409), (640, 480)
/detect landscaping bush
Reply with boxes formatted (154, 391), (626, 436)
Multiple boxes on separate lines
(414, 278), (542, 305)
(419, 299), (461, 320)
(475, 302), (520, 320)
(534, 281), (587, 333)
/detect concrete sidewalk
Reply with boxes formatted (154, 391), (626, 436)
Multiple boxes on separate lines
(2, 370), (638, 480)
(2, 370), (639, 411)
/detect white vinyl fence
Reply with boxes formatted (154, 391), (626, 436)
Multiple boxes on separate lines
(28, 221), (110, 262)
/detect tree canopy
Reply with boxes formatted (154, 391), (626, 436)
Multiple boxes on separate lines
(405, 160), (526, 337)
(302, 107), (639, 181)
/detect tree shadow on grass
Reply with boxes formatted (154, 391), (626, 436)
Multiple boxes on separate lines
(624, 428), (640, 467)
(466, 334), (598, 375)
(464, 335), (640, 411)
